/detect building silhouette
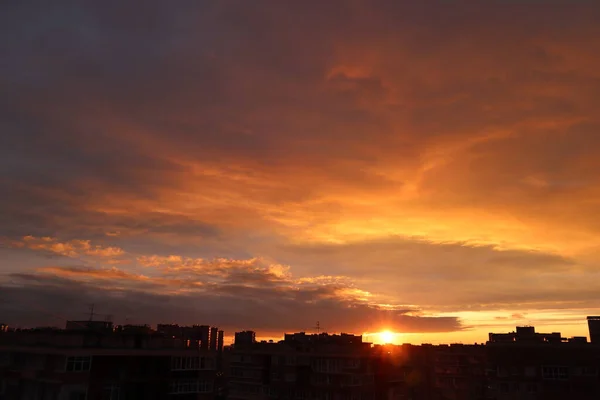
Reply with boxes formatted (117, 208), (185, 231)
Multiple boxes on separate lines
(234, 331), (256, 347)
(3, 317), (600, 399)
(587, 316), (600, 344)
(0, 321), (224, 399)
(65, 320), (114, 332)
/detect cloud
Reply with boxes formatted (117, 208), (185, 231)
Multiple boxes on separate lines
(2, 0), (600, 255)
(1, 1), (600, 339)
(10, 236), (124, 258)
(271, 236), (596, 311)
(0, 264), (461, 334)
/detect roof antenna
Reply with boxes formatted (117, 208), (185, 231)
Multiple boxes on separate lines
(88, 304), (95, 321)
(315, 321), (322, 333)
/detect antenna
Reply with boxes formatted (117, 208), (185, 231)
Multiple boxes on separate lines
(84, 305), (113, 323)
(88, 304), (95, 321)
(315, 321), (321, 333)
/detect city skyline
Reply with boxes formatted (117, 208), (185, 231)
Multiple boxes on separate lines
(2, 1), (600, 344)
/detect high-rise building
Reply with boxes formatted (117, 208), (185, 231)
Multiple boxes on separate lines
(217, 330), (224, 352)
(234, 330), (256, 347)
(588, 316), (600, 343)
(210, 326), (218, 351)
(157, 323), (182, 338)
(179, 325), (211, 350)
(199, 325), (210, 350)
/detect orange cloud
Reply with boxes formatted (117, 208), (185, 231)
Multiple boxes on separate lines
(2, 1), (600, 339)
(12, 236), (124, 258)
(40, 266), (147, 281)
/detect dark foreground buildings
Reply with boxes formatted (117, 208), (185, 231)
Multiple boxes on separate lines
(486, 325), (599, 400)
(224, 320), (600, 400)
(226, 332), (487, 400)
(2, 317), (600, 399)
(587, 316), (600, 344)
(0, 321), (224, 399)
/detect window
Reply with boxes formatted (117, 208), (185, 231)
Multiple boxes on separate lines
(66, 356), (91, 372)
(231, 384), (260, 394)
(313, 374), (330, 385)
(344, 358), (360, 369)
(583, 367), (598, 376)
(0, 352), (9, 367)
(343, 375), (361, 386)
(169, 380), (213, 394)
(542, 366), (568, 380)
(69, 392), (86, 400)
(524, 366), (536, 377)
(313, 358), (341, 373)
(103, 385), (121, 400)
(297, 356), (310, 366)
(171, 356), (208, 370)
(526, 383), (538, 394)
(231, 354), (243, 363)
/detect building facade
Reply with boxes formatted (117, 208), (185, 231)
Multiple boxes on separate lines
(0, 325), (222, 399)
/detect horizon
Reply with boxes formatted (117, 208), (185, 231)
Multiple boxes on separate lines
(2, 316), (593, 347)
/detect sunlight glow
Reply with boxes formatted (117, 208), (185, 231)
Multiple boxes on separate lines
(379, 330), (395, 343)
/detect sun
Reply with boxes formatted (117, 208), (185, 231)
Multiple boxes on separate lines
(379, 330), (395, 343)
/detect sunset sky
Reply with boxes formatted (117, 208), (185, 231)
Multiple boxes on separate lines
(2, 1), (600, 344)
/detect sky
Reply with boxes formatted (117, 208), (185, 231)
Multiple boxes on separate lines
(1, 0), (600, 344)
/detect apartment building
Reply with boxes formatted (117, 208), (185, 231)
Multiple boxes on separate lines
(227, 332), (406, 400)
(486, 325), (600, 400)
(0, 323), (222, 400)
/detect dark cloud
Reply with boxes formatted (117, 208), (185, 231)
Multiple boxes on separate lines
(0, 270), (461, 334)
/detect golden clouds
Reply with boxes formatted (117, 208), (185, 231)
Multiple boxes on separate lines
(11, 236), (124, 258)
(2, 1), (600, 337)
